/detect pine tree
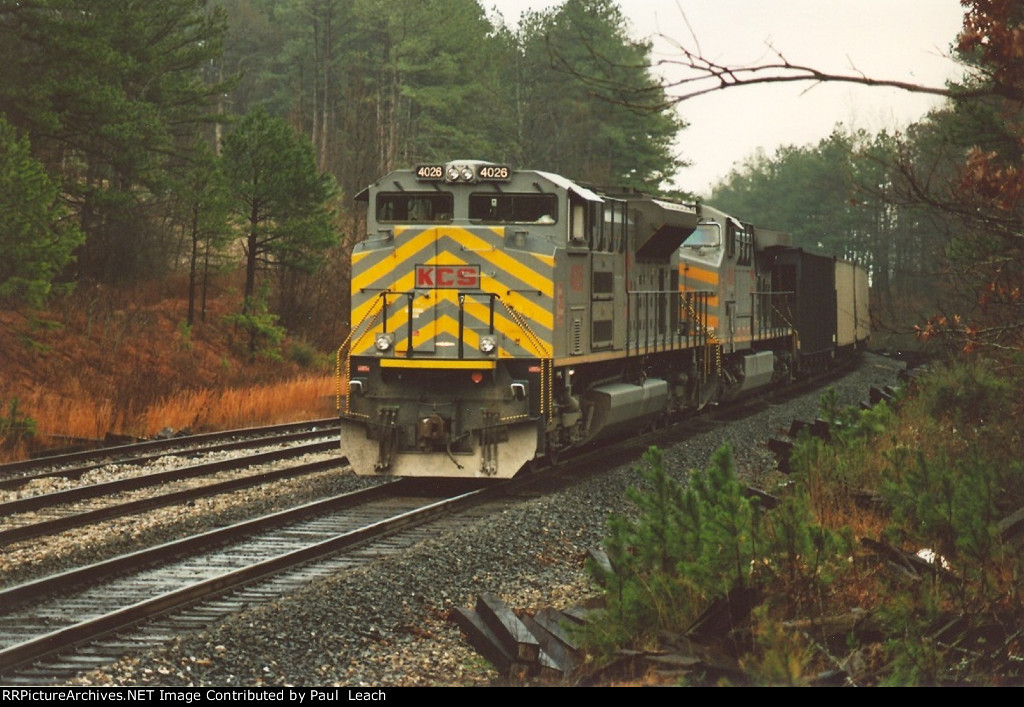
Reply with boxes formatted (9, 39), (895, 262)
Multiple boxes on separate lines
(221, 108), (338, 353)
(0, 0), (229, 283)
(0, 117), (83, 308)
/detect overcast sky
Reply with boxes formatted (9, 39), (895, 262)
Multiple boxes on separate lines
(484, 0), (967, 196)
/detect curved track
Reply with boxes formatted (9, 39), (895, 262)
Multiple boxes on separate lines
(0, 360), (872, 684)
(0, 419), (341, 487)
(0, 478), (513, 683)
(0, 439), (341, 545)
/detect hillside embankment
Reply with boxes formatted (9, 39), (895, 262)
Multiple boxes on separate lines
(0, 282), (336, 459)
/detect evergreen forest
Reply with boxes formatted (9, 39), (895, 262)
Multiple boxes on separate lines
(3, 0), (1022, 358)
(0, 0), (680, 349)
(2, 0), (1024, 685)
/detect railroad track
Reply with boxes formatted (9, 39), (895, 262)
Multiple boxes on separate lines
(0, 418), (341, 487)
(0, 438), (343, 546)
(0, 477), (516, 684)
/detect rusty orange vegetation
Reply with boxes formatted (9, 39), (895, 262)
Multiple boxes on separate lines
(137, 374), (337, 435)
(0, 281), (343, 460)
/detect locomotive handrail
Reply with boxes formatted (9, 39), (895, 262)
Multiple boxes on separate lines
(373, 291), (416, 356)
(677, 290), (721, 380)
(625, 288), (718, 355)
(770, 299), (800, 358)
(498, 297), (554, 422)
(346, 287), (549, 364)
(336, 292), (388, 413)
(751, 289), (797, 342)
(499, 298), (552, 360)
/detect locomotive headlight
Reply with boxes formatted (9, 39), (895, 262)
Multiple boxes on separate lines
(446, 166), (461, 182)
(374, 332), (394, 352)
(460, 166), (475, 182)
(479, 335), (497, 354)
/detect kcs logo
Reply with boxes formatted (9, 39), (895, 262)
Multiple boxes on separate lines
(415, 264), (480, 288)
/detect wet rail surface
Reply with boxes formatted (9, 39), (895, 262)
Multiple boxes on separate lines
(0, 478), (516, 683)
(0, 439), (342, 545)
(0, 418), (341, 488)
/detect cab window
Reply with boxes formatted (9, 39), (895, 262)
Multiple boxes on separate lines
(683, 223), (721, 248)
(469, 193), (557, 224)
(376, 193), (453, 223)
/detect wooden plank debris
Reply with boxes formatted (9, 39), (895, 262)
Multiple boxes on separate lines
(451, 593), (586, 683)
(476, 591), (540, 664)
(449, 606), (520, 677)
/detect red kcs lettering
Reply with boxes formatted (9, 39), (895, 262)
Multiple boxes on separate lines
(415, 265), (480, 288)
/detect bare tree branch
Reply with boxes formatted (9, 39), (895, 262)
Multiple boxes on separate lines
(650, 33), (1008, 105)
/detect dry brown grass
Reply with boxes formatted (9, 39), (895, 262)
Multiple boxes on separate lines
(0, 279), (344, 460)
(15, 382), (128, 441)
(0, 374), (337, 462)
(136, 374), (337, 435)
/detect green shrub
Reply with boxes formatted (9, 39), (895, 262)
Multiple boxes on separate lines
(224, 287), (286, 361)
(585, 445), (763, 656)
(918, 359), (1012, 428)
(884, 448), (1006, 607)
(0, 397), (36, 448)
(789, 388), (895, 524)
(584, 443), (852, 676)
(287, 338), (329, 370)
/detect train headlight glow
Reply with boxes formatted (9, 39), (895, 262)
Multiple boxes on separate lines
(479, 335), (497, 354)
(374, 332), (394, 352)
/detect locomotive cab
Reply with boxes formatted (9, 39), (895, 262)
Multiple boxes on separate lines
(676, 206), (796, 401)
(341, 161), (573, 478)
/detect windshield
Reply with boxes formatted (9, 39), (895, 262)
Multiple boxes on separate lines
(469, 193), (557, 224)
(376, 193), (453, 223)
(682, 223), (721, 248)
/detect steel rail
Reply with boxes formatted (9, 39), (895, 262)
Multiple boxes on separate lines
(0, 455), (349, 545)
(0, 476), (390, 610)
(0, 418), (340, 481)
(0, 480), (499, 674)
(0, 439), (339, 516)
(0, 426), (340, 491)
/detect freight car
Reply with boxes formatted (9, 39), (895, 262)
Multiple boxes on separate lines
(337, 160), (869, 479)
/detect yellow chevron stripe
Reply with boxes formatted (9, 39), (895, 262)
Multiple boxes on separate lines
(681, 266), (719, 286)
(351, 229), (437, 293)
(460, 232), (554, 299)
(432, 314), (548, 356)
(459, 293), (550, 333)
(355, 251), (553, 330)
(353, 228), (554, 300)
(350, 270), (419, 329)
(351, 288), (553, 337)
(355, 305), (550, 359)
(430, 280), (553, 330)
(389, 313), (513, 357)
(384, 300), (549, 355)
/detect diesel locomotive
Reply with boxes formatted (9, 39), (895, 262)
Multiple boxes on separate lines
(337, 160), (870, 479)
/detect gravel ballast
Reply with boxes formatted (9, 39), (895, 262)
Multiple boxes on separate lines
(68, 353), (906, 687)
